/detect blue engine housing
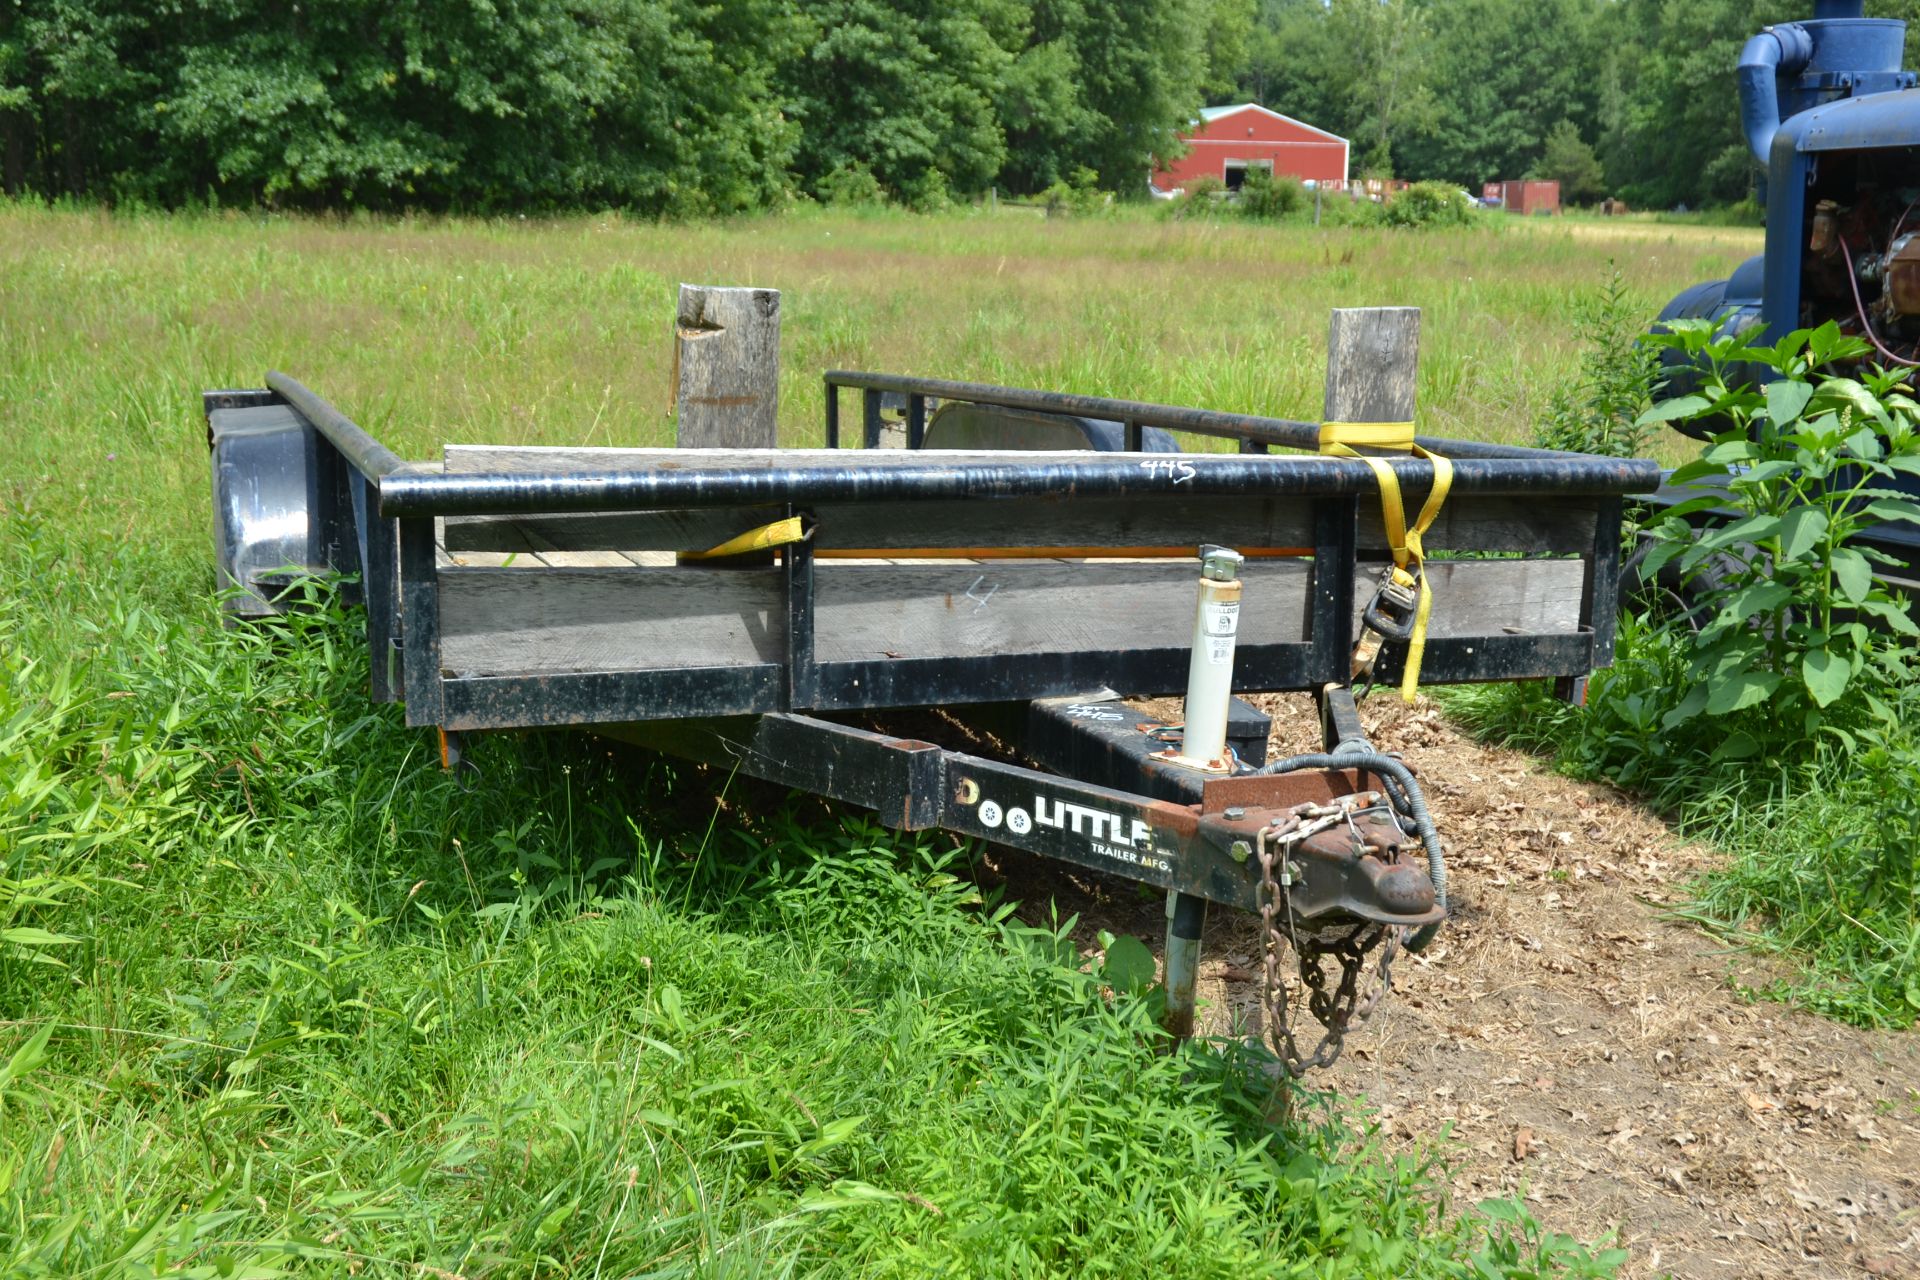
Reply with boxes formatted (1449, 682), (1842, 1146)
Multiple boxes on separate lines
(1658, 0), (1919, 427)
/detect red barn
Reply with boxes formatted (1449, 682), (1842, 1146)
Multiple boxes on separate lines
(1151, 104), (1349, 196)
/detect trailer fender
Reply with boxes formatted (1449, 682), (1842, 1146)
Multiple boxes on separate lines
(208, 403), (329, 617)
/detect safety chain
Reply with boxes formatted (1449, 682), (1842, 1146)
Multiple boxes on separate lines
(1255, 796), (1401, 1077)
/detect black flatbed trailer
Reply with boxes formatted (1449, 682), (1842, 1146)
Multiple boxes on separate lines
(204, 329), (1658, 1071)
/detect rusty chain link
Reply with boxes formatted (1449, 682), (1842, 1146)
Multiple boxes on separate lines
(1255, 796), (1401, 1077)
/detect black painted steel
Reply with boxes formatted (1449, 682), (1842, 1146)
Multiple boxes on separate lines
(824, 370), (1604, 461)
(266, 371), (408, 479)
(602, 713), (945, 829)
(799, 645), (1318, 713)
(785, 513), (818, 708)
(440, 665), (783, 731)
(1585, 497), (1625, 668)
(312, 436), (363, 607)
(377, 454), (1659, 519)
(397, 518), (443, 728)
(1024, 695), (1271, 805)
(1368, 633), (1595, 685)
(351, 473), (401, 703)
(1319, 684), (1369, 753)
(862, 388), (883, 450)
(907, 394), (927, 450)
(1311, 496), (1360, 679)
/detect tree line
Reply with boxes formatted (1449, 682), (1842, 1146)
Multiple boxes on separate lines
(2, 0), (1916, 214)
(1241, 0), (1920, 209)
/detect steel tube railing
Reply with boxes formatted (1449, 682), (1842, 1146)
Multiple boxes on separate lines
(256, 368), (1657, 518)
(266, 370), (408, 479)
(823, 370), (1595, 460)
(377, 455), (1660, 519)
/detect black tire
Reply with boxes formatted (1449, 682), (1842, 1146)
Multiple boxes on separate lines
(1619, 531), (1735, 631)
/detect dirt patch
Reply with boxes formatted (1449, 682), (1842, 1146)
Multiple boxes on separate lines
(990, 693), (1920, 1279)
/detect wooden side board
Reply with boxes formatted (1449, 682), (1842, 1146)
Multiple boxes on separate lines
(437, 557), (1584, 679)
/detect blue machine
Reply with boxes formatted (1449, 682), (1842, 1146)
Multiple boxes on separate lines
(1639, 1), (1920, 601)
(1657, 0), (1919, 437)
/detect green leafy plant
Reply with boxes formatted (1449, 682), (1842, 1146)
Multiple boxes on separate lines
(1634, 320), (1920, 747)
(1236, 166), (1306, 220)
(816, 162), (888, 208)
(1162, 172), (1227, 218)
(1455, 322), (1920, 1028)
(1533, 262), (1663, 457)
(1040, 165), (1110, 217)
(1383, 180), (1474, 228)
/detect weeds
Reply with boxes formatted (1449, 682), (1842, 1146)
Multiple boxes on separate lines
(1532, 263), (1663, 458)
(0, 201), (1700, 1276)
(1455, 321), (1920, 1027)
(1236, 167), (1308, 220)
(0, 531), (1622, 1271)
(1381, 182), (1476, 229)
(1637, 321), (1920, 739)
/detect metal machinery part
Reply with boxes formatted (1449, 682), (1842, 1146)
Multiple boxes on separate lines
(1658, 0), (1920, 436)
(1640, 1), (1920, 607)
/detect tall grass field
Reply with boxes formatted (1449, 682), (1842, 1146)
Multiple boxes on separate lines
(0, 203), (1755, 1276)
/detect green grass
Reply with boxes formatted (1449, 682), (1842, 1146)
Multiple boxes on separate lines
(0, 201), (1705, 1276)
(0, 548), (1625, 1277)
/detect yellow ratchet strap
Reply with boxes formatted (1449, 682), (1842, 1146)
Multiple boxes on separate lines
(683, 515), (809, 560)
(1319, 421), (1454, 702)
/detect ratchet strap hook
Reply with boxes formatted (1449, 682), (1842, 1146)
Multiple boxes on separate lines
(1320, 421), (1453, 703)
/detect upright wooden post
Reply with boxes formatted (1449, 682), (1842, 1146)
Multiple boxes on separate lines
(673, 284), (780, 448)
(1323, 306), (1420, 424)
(1319, 306), (1420, 702)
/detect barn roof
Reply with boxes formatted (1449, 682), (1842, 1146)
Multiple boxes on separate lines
(1194, 103), (1347, 145)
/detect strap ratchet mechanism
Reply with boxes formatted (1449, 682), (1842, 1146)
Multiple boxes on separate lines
(1319, 421), (1453, 702)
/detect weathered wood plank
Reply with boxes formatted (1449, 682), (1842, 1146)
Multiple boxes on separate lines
(812, 561), (1314, 663)
(1324, 307), (1420, 424)
(673, 285), (780, 448)
(441, 497), (1318, 555)
(1352, 559), (1585, 638)
(440, 567), (784, 677)
(1357, 494), (1596, 556)
(437, 557), (1581, 680)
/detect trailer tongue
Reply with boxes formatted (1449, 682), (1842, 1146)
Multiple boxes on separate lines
(205, 311), (1656, 1076)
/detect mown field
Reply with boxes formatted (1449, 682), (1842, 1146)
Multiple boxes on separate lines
(0, 204), (1760, 1277)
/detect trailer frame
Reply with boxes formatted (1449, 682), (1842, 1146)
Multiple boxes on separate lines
(204, 314), (1658, 1059)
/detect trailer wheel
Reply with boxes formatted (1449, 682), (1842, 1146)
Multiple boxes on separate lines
(1619, 531), (1735, 631)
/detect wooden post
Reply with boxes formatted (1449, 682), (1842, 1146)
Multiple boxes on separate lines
(1321, 306), (1420, 699)
(1323, 306), (1420, 424)
(673, 284), (780, 448)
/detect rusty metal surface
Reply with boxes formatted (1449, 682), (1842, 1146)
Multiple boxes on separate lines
(1199, 767), (1379, 814)
(1887, 233), (1920, 317)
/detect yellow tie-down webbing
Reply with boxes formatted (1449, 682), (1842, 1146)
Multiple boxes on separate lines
(1319, 421), (1453, 702)
(681, 515), (810, 560)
